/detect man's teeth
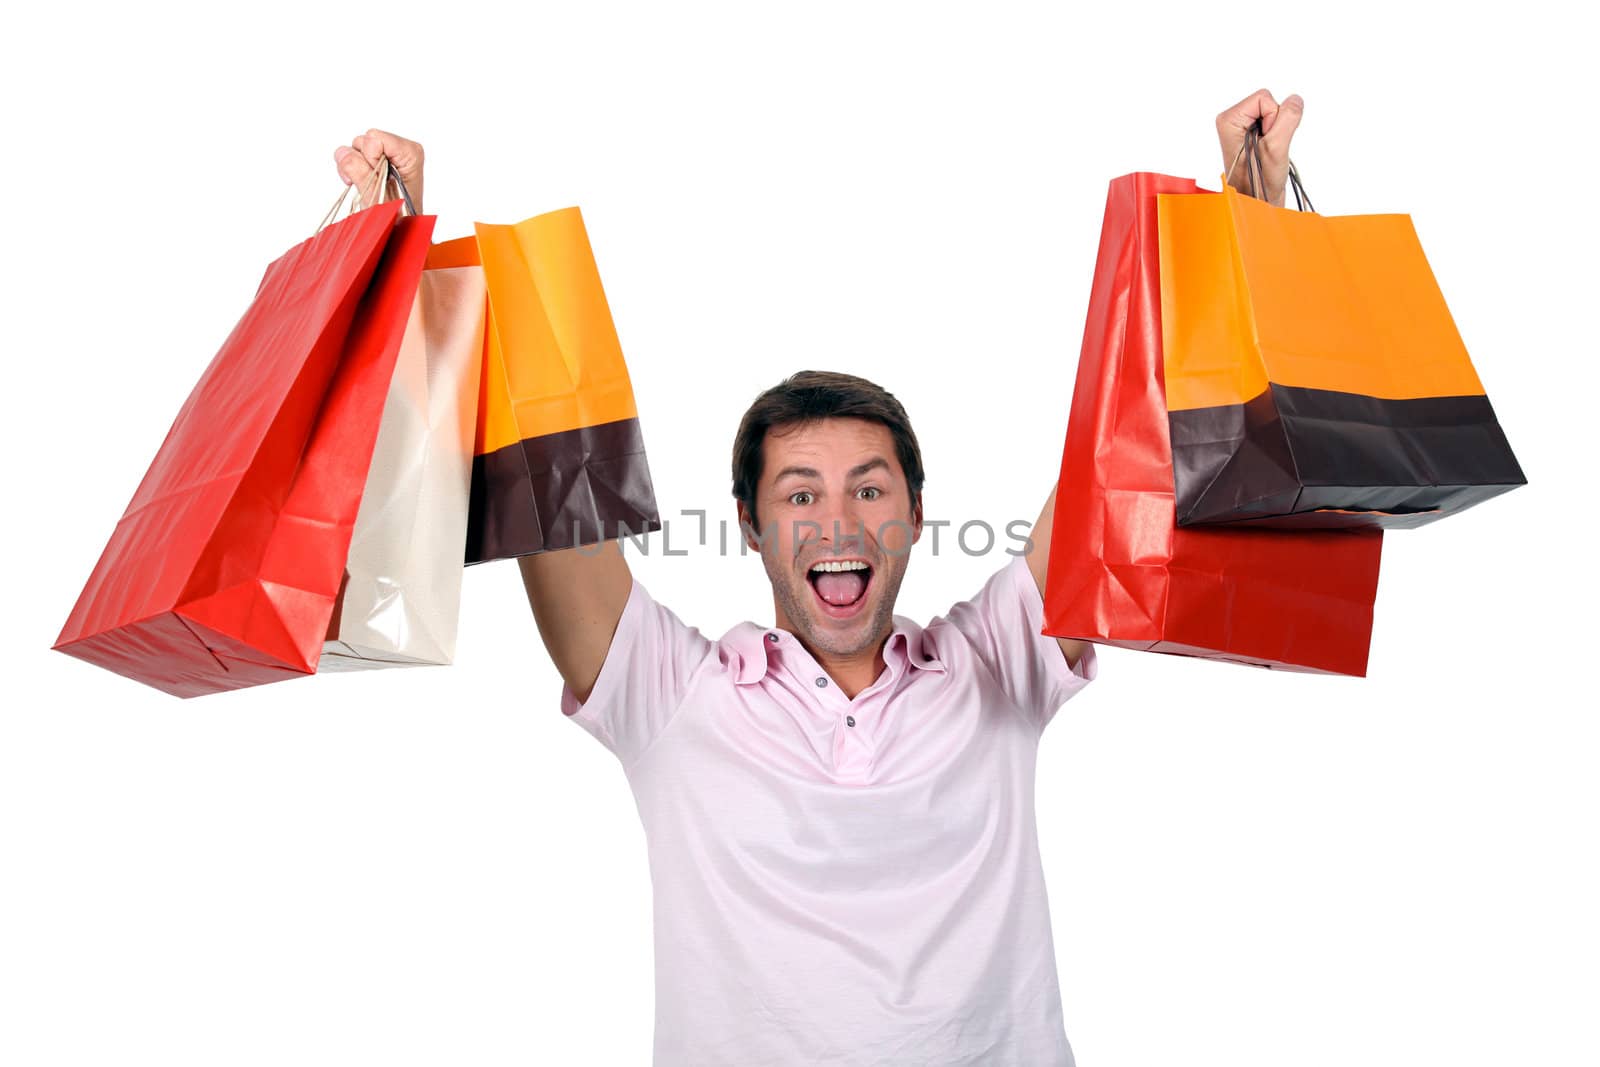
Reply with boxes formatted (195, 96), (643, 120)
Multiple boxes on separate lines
(810, 561), (869, 573)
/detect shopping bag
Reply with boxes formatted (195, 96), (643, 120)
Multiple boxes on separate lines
(429, 206), (661, 563)
(320, 240), (486, 670)
(1158, 160), (1525, 530)
(54, 196), (434, 697)
(1044, 172), (1384, 676)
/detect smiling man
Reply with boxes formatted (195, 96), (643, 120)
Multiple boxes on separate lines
(335, 88), (1304, 1067)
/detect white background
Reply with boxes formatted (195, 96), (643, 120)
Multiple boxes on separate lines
(4, 3), (1594, 1065)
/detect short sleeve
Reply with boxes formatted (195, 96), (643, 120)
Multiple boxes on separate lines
(560, 577), (715, 767)
(942, 554), (1097, 731)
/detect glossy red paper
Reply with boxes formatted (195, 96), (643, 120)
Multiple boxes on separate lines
(1042, 173), (1384, 676)
(54, 203), (436, 697)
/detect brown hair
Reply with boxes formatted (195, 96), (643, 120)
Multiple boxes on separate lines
(732, 370), (925, 531)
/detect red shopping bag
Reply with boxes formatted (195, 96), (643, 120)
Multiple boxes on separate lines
(1043, 173), (1384, 675)
(53, 201), (435, 697)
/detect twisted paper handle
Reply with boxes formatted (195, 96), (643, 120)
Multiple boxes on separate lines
(314, 155), (419, 234)
(1225, 116), (1315, 212)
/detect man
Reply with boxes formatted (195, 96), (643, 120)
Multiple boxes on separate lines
(333, 89), (1305, 1065)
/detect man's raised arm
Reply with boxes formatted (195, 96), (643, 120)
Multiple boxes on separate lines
(1021, 486), (1089, 672)
(519, 544), (633, 704)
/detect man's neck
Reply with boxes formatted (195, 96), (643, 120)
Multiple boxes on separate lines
(799, 638), (888, 700)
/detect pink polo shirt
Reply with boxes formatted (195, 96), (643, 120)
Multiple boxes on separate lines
(561, 553), (1097, 1066)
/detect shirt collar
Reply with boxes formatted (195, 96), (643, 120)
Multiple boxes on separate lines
(723, 617), (947, 686)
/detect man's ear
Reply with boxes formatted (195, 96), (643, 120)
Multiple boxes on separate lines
(736, 501), (761, 552)
(911, 492), (923, 543)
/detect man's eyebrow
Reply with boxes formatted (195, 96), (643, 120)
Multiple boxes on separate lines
(848, 457), (891, 480)
(772, 457), (891, 484)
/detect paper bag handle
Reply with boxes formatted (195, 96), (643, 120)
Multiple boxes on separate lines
(314, 155), (418, 234)
(1225, 116), (1315, 213)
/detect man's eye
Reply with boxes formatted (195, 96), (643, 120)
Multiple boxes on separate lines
(790, 491), (814, 506)
(857, 486), (881, 501)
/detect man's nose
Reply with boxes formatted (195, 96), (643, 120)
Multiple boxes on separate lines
(817, 497), (867, 553)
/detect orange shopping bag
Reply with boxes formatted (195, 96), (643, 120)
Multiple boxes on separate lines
(430, 207), (660, 563)
(1158, 126), (1525, 530)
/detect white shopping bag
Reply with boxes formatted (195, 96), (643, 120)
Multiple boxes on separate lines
(321, 263), (486, 669)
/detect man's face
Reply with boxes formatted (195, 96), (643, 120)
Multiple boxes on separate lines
(739, 417), (922, 660)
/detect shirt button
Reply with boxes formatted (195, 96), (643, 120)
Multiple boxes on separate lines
(846, 715), (856, 727)
(815, 676), (828, 688)
(766, 632), (778, 643)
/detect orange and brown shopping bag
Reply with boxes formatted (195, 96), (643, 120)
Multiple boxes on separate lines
(1158, 128), (1525, 530)
(430, 207), (660, 564)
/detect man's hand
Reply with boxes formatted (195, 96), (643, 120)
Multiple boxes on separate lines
(1215, 89), (1304, 208)
(333, 129), (425, 213)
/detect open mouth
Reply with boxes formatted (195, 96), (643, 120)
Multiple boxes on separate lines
(806, 558), (874, 618)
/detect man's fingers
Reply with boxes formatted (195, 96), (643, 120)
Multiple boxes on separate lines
(334, 144), (385, 201)
(1216, 88), (1279, 136)
(351, 129), (423, 184)
(337, 129), (424, 210)
(333, 145), (373, 188)
(1215, 88), (1304, 206)
(1216, 88), (1278, 183)
(330, 130), (426, 211)
(1214, 89), (1301, 152)
(1262, 94), (1304, 158)
(350, 133), (382, 169)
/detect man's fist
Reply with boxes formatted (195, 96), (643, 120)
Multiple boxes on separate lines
(333, 129), (425, 213)
(1215, 90), (1304, 208)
